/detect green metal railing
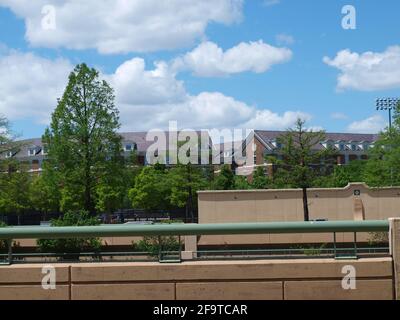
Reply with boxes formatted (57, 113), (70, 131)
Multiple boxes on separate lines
(0, 220), (390, 265)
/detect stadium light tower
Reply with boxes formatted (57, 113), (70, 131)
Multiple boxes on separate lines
(376, 98), (400, 130)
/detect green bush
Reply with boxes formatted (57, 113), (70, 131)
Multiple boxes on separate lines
(37, 211), (102, 259)
(133, 236), (181, 257)
(368, 232), (389, 246)
(132, 221), (182, 257)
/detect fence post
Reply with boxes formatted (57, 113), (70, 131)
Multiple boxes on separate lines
(7, 239), (12, 265)
(389, 218), (400, 300)
(181, 233), (197, 261)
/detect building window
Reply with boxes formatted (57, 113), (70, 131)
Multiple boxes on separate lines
(351, 144), (357, 151)
(28, 148), (36, 156)
(5, 151), (13, 158)
(363, 143), (369, 151)
(42, 146), (48, 155)
(125, 144), (132, 152)
(339, 144), (345, 151)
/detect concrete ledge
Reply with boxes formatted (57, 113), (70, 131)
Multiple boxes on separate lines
(71, 283), (175, 300)
(71, 258), (393, 282)
(0, 285), (69, 300)
(284, 279), (393, 300)
(0, 264), (70, 284)
(176, 281), (283, 300)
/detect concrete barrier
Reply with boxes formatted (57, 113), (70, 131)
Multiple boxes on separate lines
(0, 258), (394, 300)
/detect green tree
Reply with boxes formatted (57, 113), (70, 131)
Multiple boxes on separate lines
(362, 102), (400, 187)
(29, 174), (60, 215)
(314, 160), (367, 188)
(128, 165), (172, 211)
(37, 210), (101, 259)
(42, 63), (123, 214)
(0, 161), (32, 224)
(168, 164), (208, 222)
(274, 118), (336, 221)
(234, 175), (250, 190)
(213, 165), (235, 190)
(251, 166), (270, 189)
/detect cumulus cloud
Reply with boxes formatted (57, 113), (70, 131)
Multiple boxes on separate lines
(0, 51), (72, 124)
(323, 46), (400, 91)
(242, 110), (312, 130)
(172, 40), (292, 77)
(0, 51), (309, 133)
(347, 115), (386, 133)
(0, 0), (243, 54)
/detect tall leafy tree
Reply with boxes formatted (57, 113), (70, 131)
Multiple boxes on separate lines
(364, 103), (400, 187)
(251, 166), (270, 189)
(212, 165), (236, 190)
(129, 165), (172, 211)
(43, 63), (123, 214)
(0, 161), (32, 224)
(168, 164), (208, 222)
(274, 118), (336, 221)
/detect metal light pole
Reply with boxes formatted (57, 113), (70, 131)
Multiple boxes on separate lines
(375, 98), (400, 130)
(375, 98), (400, 186)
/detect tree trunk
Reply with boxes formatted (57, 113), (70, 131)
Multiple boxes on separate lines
(302, 187), (309, 221)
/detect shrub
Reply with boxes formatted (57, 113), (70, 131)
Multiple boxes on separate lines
(132, 221), (182, 257)
(134, 236), (181, 257)
(368, 232), (389, 246)
(37, 211), (102, 259)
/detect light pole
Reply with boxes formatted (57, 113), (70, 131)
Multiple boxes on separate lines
(375, 98), (400, 186)
(375, 98), (400, 130)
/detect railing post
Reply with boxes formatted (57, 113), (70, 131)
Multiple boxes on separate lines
(7, 239), (12, 265)
(181, 235), (197, 261)
(389, 218), (400, 300)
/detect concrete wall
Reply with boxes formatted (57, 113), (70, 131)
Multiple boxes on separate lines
(197, 183), (398, 245)
(198, 183), (400, 223)
(0, 258), (393, 300)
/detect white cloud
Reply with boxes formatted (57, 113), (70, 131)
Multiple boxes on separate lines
(0, 0), (243, 54)
(242, 110), (312, 130)
(109, 58), (186, 105)
(323, 46), (400, 91)
(276, 33), (294, 46)
(0, 51), (309, 133)
(172, 40), (292, 77)
(0, 51), (72, 124)
(347, 115), (386, 133)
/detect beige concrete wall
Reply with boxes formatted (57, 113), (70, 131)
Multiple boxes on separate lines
(198, 183), (400, 223)
(0, 258), (394, 300)
(197, 183), (396, 245)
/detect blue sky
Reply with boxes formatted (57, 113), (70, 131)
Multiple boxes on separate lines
(0, 0), (399, 139)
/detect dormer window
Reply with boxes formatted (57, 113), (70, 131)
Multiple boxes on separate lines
(42, 146), (48, 155)
(28, 148), (37, 156)
(5, 151), (13, 158)
(351, 144), (357, 151)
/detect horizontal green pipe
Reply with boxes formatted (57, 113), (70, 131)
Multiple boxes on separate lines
(0, 220), (389, 240)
